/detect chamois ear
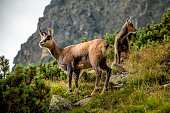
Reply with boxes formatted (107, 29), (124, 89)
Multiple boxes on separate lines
(38, 26), (43, 37)
(129, 17), (132, 23)
(126, 18), (129, 22)
(48, 28), (53, 36)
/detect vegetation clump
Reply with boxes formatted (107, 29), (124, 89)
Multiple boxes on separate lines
(0, 58), (66, 112)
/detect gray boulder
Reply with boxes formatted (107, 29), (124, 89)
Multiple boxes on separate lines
(49, 95), (71, 113)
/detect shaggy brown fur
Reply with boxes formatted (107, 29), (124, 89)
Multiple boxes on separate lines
(114, 18), (137, 64)
(38, 27), (111, 95)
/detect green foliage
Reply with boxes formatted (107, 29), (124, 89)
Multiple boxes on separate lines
(69, 107), (89, 113)
(0, 55), (10, 79)
(104, 31), (118, 59)
(31, 79), (51, 112)
(130, 9), (170, 50)
(0, 56), (69, 113)
(24, 64), (37, 85)
(37, 61), (67, 81)
(0, 56), (52, 113)
(81, 37), (88, 43)
(51, 85), (67, 97)
(104, 31), (118, 46)
(1, 64), (26, 112)
(50, 82), (95, 104)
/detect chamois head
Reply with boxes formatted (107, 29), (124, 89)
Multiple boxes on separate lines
(38, 26), (54, 49)
(124, 18), (137, 33)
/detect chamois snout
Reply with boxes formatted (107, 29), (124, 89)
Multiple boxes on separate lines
(39, 41), (44, 47)
(129, 25), (137, 32)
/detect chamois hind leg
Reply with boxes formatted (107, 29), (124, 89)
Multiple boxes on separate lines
(73, 70), (80, 92)
(115, 51), (121, 64)
(91, 66), (102, 95)
(114, 53), (118, 64)
(114, 44), (119, 64)
(100, 61), (111, 95)
(90, 56), (102, 95)
(117, 51), (121, 64)
(67, 64), (73, 92)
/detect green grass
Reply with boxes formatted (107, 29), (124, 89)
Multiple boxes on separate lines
(52, 41), (170, 113)
(124, 41), (170, 87)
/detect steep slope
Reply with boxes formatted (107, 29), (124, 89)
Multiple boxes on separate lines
(13, 0), (170, 67)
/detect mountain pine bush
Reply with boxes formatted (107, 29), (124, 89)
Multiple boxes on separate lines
(24, 64), (37, 85)
(37, 61), (67, 81)
(0, 56), (10, 79)
(0, 56), (53, 113)
(130, 9), (170, 50)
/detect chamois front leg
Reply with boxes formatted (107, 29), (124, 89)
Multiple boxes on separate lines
(101, 66), (111, 95)
(67, 64), (73, 92)
(117, 51), (121, 64)
(114, 53), (117, 64)
(74, 70), (80, 92)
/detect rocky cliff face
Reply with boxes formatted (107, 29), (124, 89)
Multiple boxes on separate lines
(13, 0), (170, 67)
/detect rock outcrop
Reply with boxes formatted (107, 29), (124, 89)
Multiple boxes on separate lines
(49, 95), (71, 113)
(13, 0), (170, 67)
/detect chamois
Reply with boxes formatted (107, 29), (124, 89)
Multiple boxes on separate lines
(114, 18), (137, 64)
(38, 27), (112, 95)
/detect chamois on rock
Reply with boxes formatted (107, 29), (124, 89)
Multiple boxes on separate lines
(38, 27), (112, 95)
(114, 18), (137, 64)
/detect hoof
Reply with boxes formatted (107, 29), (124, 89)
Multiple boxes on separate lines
(91, 87), (100, 96)
(91, 91), (95, 96)
(101, 87), (108, 95)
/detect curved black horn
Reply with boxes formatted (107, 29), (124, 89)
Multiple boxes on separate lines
(38, 25), (43, 36)
(129, 17), (132, 21)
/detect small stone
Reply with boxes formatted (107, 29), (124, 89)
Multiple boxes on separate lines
(74, 97), (91, 107)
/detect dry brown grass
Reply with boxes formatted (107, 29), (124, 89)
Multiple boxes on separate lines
(123, 41), (170, 86)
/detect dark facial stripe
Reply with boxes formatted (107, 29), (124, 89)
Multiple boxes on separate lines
(44, 35), (51, 42)
(42, 32), (47, 35)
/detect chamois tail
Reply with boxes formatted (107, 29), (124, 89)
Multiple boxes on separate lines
(101, 44), (113, 56)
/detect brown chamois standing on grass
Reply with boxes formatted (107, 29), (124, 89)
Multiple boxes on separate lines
(38, 27), (112, 95)
(114, 18), (137, 64)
